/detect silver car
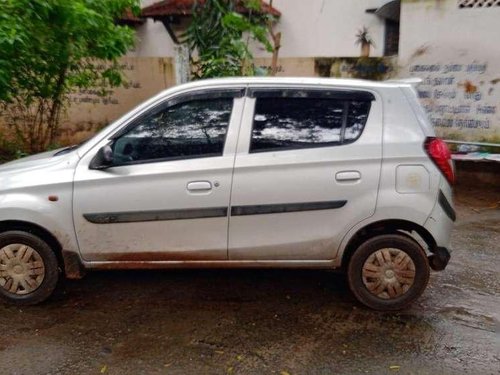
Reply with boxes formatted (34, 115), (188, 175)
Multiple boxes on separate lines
(0, 77), (454, 310)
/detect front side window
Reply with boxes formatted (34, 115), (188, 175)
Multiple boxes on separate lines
(250, 92), (372, 153)
(112, 97), (233, 164)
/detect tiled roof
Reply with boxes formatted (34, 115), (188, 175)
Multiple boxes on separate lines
(142, 0), (281, 18)
(119, 9), (145, 25)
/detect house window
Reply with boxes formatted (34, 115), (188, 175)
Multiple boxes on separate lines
(384, 19), (400, 56)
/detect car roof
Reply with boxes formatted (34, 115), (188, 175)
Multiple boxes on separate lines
(167, 76), (419, 91)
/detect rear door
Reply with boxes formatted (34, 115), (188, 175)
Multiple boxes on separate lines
(228, 87), (383, 260)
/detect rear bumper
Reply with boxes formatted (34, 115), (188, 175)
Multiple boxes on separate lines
(424, 190), (454, 252)
(438, 190), (456, 222)
(428, 246), (451, 271)
(424, 188), (454, 271)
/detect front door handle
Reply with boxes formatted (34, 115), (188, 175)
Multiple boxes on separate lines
(187, 181), (212, 191)
(335, 171), (361, 182)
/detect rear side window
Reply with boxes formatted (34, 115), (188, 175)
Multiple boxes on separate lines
(345, 101), (371, 141)
(250, 90), (372, 153)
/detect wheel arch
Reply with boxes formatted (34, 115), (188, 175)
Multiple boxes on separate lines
(0, 220), (85, 279)
(340, 219), (437, 271)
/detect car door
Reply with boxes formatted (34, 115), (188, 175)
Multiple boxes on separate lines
(73, 88), (245, 262)
(228, 86), (383, 260)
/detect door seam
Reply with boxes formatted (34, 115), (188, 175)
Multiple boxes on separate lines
(226, 85), (249, 259)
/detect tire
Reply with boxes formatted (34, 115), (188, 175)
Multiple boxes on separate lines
(0, 231), (59, 306)
(347, 234), (430, 311)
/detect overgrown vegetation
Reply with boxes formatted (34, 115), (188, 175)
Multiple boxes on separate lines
(0, 135), (22, 162)
(183, 0), (276, 79)
(0, 0), (140, 153)
(314, 57), (393, 81)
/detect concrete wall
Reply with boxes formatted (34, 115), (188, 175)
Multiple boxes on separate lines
(127, 0), (176, 58)
(59, 57), (175, 145)
(131, 0), (390, 58)
(398, 0), (500, 143)
(252, 0), (389, 58)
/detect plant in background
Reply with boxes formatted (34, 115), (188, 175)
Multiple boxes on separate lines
(0, 0), (140, 153)
(355, 26), (375, 58)
(183, 0), (274, 79)
(266, 0), (281, 76)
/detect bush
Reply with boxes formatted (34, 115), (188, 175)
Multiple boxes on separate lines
(0, 0), (140, 153)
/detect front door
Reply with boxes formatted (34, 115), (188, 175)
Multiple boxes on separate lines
(228, 87), (383, 261)
(73, 89), (244, 262)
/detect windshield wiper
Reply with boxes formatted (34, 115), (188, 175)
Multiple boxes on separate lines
(53, 138), (88, 156)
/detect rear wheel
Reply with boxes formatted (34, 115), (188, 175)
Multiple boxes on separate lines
(347, 234), (430, 311)
(0, 231), (59, 305)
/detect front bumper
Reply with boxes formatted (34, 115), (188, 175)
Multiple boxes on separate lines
(428, 246), (451, 271)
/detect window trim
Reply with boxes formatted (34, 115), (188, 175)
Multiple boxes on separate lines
(105, 89), (242, 167)
(248, 89), (373, 154)
(111, 88), (244, 140)
(103, 150), (228, 169)
(248, 88), (375, 101)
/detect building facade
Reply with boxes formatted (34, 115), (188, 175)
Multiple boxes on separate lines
(398, 0), (500, 144)
(62, 0), (499, 145)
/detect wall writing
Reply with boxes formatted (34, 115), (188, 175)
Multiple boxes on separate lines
(60, 57), (175, 145)
(407, 61), (499, 142)
(69, 63), (141, 106)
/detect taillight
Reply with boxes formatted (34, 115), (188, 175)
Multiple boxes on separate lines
(424, 137), (455, 185)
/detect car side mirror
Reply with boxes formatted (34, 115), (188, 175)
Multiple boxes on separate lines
(89, 144), (114, 170)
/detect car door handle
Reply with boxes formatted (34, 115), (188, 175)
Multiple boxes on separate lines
(335, 171), (361, 182)
(187, 181), (212, 191)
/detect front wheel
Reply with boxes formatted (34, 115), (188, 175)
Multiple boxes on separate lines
(0, 231), (59, 306)
(347, 234), (430, 311)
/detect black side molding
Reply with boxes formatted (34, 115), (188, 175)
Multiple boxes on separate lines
(438, 190), (456, 222)
(84, 207), (228, 224)
(231, 200), (347, 216)
(84, 200), (348, 224)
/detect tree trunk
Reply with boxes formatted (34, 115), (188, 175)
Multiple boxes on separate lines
(270, 31), (281, 76)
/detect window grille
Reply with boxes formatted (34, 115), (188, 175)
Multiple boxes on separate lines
(458, 0), (500, 8)
(384, 20), (400, 56)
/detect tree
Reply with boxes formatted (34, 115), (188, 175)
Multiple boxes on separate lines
(183, 0), (275, 79)
(0, 0), (140, 153)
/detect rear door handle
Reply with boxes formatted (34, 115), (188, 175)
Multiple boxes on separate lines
(187, 181), (212, 191)
(335, 171), (361, 182)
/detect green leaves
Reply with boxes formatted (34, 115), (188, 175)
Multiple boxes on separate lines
(222, 12), (250, 30)
(184, 0), (275, 79)
(0, 0), (139, 152)
(243, 0), (262, 12)
(0, 0), (138, 96)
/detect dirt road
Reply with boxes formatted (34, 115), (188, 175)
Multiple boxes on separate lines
(0, 187), (498, 375)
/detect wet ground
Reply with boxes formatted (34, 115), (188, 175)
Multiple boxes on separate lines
(0, 186), (498, 375)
